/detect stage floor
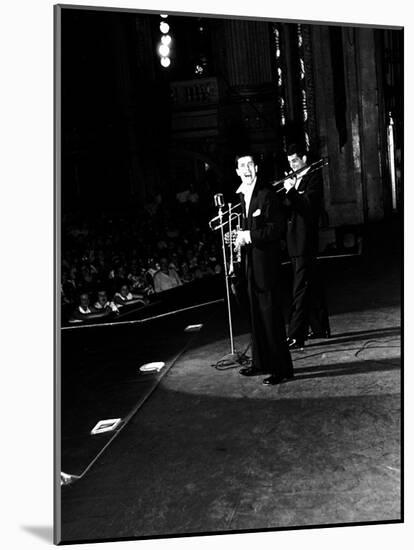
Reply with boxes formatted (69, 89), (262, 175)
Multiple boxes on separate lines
(59, 225), (402, 543)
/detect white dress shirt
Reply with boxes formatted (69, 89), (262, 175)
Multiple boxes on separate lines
(235, 180), (256, 245)
(236, 181), (256, 217)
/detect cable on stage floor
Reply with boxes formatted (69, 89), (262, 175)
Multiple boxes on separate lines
(290, 337), (400, 363)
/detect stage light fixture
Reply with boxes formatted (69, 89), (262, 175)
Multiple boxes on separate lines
(160, 21), (170, 34)
(159, 14), (172, 69)
(184, 324), (203, 333)
(61, 472), (79, 486)
(159, 44), (170, 57)
(161, 34), (172, 46)
(91, 418), (122, 435)
(139, 361), (166, 372)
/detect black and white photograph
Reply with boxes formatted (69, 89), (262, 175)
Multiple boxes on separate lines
(54, 2), (404, 545)
(54, 3), (403, 544)
(2, 1), (410, 549)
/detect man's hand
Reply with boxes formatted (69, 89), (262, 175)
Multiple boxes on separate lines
(283, 172), (296, 191)
(224, 229), (237, 245)
(234, 230), (251, 249)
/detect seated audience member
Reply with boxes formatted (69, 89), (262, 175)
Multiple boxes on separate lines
(77, 293), (93, 315)
(168, 252), (180, 272)
(71, 293), (107, 322)
(185, 249), (198, 270)
(213, 263), (222, 275)
(180, 262), (194, 284)
(113, 283), (148, 308)
(69, 266), (79, 286)
(93, 290), (119, 313)
(61, 269), (77, 306)
(156, 238), (168, 253)
(166, 225), (179, 239)
(108, 263), (128, 295)
(176, 188), (190, 204)
(188, 184), (200, 204)
(78, 264), (96, 294)
(198, 259), (215, 278)
(127, 265), (154, 297)
(95, 249), (110, 278)
(109, 263), (127, 283)
(206, 245), (222, 274)
(193, 266), (204, 280)
(153, 257), (183, 293)
(146, 258), (159, 281)
(140, 268), (155, 295)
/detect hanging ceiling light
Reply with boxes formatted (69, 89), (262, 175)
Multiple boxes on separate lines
(160, 21), (170, 34)
(158, 44), (170, 57)
(161, 34), (172, 46)
(158, 14), (172, 68)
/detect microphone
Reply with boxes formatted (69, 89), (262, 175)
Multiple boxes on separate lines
(214, 193), (225, 208)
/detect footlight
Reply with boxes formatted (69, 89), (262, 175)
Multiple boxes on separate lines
(139, 361), (165, 373)
(90, 418), (122, 435)
(61, 472), (80, 486)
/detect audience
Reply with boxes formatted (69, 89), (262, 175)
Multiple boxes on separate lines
(113, 283), (148, 308)
(62, 190), (224, 321)
(78, 293), (93, 315)
(153, 257), (183, 293)
(93, 290), (119, 313)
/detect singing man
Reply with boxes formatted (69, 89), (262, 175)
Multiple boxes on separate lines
(234, 153), (294, 385)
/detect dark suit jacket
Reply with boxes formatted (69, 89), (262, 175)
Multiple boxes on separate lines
(240, 181), (284, 292)
(284, 169), (323, 257)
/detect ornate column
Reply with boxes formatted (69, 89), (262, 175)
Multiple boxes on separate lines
(300, 24), (318, 151)
(218, 18), (279, 177)
(311, 25), (365, 227)
(223, 19), (273, 89)
(354, 27), (385, 221)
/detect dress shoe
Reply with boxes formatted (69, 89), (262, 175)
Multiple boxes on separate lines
(307, 329), (331, 339)
(262, 373), (295, 386)
(239, 366), (262, 377)
(286, 337), (304, 350)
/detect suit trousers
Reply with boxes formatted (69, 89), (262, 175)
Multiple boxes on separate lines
(288, 256), (330, 342)
(247, 280), (293, 376)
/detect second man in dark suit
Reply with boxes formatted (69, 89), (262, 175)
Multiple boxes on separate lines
(283, 143), (330, 349)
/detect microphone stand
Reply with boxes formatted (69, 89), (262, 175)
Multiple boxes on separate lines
(216, 203), (245, 367)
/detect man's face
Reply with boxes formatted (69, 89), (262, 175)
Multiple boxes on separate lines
(236, 156), (258, 186)
(98, 291), (107, 305)
(80, 294), (89, 308)
(120, 285), (129, 296)
(287, 153), (307, 172)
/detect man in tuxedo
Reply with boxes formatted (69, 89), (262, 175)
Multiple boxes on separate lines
(283, 143), (330, 349)
(234, 153), (293, 385)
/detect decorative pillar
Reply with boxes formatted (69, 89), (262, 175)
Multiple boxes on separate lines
(301, 24), (318, 152)
(218, 18), (280, 178)
(354, 27), (385, 221)
(223, 19), (273, 89)
(311, 25), (365, 227)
